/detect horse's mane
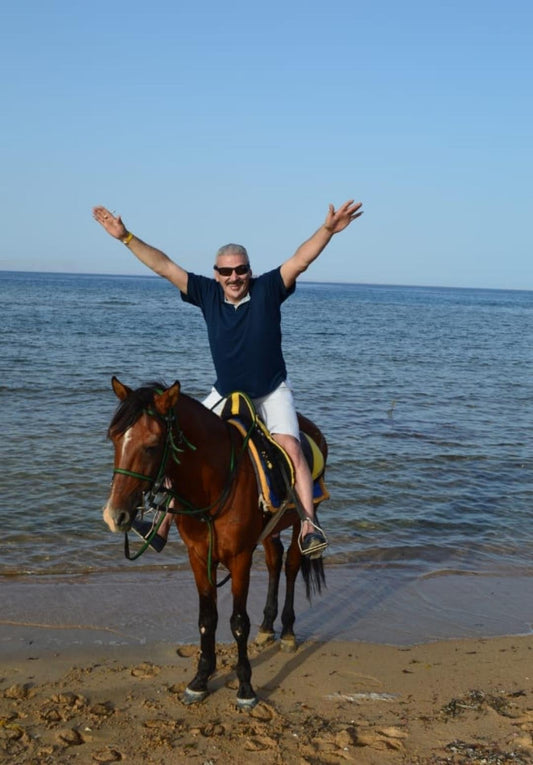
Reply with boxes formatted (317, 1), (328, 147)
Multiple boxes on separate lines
(107, 381), (168, 438)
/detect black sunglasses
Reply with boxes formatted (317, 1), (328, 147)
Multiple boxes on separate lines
(214, 264), (250, 276)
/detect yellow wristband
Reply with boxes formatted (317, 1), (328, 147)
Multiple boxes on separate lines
(121, 231), (134, 245)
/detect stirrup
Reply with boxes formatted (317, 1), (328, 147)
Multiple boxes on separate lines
(298, 521), (328, 559)
(132, 510), (167, 552)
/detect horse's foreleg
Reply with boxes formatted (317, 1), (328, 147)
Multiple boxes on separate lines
(257, 534), (284, 645)
(229, 560), (258, 709)
(183, 590), (218, 705)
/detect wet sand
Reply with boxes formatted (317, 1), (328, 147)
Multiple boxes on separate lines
(1, 566), (533, 763)
(2, 566), (533, 654)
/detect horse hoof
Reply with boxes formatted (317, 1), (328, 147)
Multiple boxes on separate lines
(280, 636), (297, 653)
(236, 695), (259, 710)
(182, 687), (208, 705)
(255, 630), (275, 647)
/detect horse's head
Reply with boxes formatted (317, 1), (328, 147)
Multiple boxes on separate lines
(103, 376), (180, 532)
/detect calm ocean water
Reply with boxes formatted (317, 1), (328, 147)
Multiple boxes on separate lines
(1, 270), (532, 580)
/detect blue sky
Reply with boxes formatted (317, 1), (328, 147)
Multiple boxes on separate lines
(1, 0), (531, 289)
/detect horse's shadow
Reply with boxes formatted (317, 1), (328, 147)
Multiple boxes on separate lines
(202, 638), (326, 702)
(252, 640), (325, 701)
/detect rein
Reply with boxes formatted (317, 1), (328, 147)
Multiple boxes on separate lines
(115, 403), (254, 585)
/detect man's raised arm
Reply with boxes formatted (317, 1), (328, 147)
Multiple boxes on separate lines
(92, 206), (189, 294)
(280, 199), (363, 288)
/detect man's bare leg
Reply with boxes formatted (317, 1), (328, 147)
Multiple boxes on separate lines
(272, 433), (327, 556)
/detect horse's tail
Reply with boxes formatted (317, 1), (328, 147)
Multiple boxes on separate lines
(300, 556), (326, 600)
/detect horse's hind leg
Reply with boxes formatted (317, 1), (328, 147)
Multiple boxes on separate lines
(279, 525), (301, 652)
(257, 534), (284, 645)
(230, 559), (258, 709)
(183, 590), (218, 705)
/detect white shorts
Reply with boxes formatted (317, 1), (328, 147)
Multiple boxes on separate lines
(202, 380), (300, 440)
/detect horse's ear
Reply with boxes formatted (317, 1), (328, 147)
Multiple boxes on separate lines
(154, 381), (181, 416)
(112, 376), (132, 401)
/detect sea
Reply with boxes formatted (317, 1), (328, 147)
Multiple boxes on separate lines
(1, 270), (532, 646)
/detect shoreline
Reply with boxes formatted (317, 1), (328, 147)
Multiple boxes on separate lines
(2, 564), (532, 660)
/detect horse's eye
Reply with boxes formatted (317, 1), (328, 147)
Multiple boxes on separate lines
(144, 445), (159, 456)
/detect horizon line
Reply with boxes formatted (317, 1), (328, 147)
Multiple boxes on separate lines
(0, 268), (531, 294)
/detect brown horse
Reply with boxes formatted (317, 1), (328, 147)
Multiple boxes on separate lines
(103, 377), (327, 708)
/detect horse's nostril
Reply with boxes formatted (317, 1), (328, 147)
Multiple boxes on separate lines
(116, 511), (132, 530)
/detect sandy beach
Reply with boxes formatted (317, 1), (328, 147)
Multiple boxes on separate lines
(2, 567), (533, 763)
(2, 635), (532, 764)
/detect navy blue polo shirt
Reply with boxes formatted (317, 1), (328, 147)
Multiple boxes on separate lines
(181, 267), (295, 398)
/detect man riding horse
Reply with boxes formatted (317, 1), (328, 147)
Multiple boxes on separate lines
(93, 198), (363, 557)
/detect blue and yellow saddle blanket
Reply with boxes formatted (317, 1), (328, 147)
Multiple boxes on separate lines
(220, 391), (329, 513)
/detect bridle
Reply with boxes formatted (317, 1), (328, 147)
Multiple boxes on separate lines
(113, 404), (253, 574)
(113, 405), (197, 516)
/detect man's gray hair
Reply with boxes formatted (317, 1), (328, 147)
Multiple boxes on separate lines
(215, 243), (249, 262)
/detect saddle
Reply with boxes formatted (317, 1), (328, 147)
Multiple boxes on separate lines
(220, 391), (329, 513)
